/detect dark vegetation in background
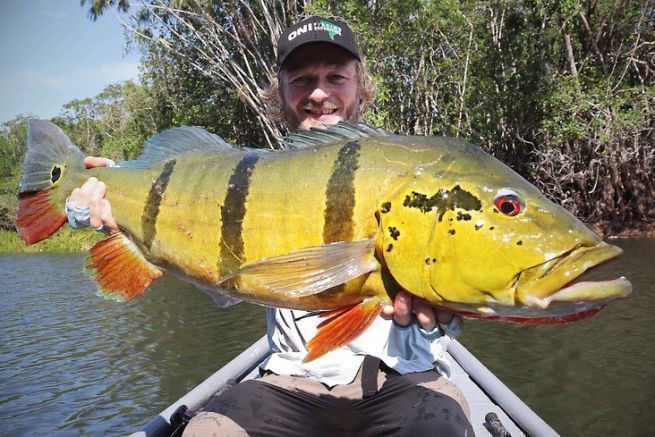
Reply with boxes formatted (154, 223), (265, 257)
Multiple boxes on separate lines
(1, 0), (653, 238)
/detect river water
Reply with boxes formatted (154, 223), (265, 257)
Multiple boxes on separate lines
(0, 238), (653, 435)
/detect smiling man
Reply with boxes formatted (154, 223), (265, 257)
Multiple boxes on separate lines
(182, 16), (474, 436)
(263, 17), (375, 132)
(67, 15), (473, 436)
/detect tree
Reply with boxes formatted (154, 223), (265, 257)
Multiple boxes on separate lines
(81, 0), (654, 234)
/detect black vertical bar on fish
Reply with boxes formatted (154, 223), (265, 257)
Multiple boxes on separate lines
(219, 153), (260, 276)
(323, 141), (361, 244)
(142, 159), (177, 250)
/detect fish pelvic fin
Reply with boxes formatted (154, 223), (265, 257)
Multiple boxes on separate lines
(85, 233), (163, 301)
(304, 296), (388, 362)
(16, 120), (85, 244)
(219, 238), (378, 297)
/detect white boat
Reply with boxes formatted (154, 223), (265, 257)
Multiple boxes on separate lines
(132, 337), (558, 436)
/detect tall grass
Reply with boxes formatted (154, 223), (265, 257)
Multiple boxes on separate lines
(0, 228), (103, 254)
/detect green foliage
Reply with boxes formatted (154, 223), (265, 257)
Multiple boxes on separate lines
(1, 0), (650, 251)
(0, 227), (103, 254)
(51, 81), (158, 160)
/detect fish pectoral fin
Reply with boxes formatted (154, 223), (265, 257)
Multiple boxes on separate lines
(304, 296), (388, 362)
(220, 238), (379, 297)
(85, 233), (163, 301)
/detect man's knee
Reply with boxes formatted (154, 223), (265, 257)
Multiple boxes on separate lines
(183, 411), (248, 437)
(405, 387), (475, 436)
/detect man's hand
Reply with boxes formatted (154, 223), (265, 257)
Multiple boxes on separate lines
(67, 157), (119, 234)
(381, 290), (455, 332)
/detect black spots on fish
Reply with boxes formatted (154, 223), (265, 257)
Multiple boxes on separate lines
(381, 202), (391, 213)
(489, 226), (495, 231)
(142, 159), (177, 250)
(219, 153), (259, 275)
(50, 166), (61, 184)
(403, 191), (433, 213)
(493, 208), (499, 214)
(475, 223), (484, 230)
(403, 185), (482, 221)
(448, 229), (456, 235)
(388, 226), (400, 240)
(386, 243), (393, 252)
(517, 240), (523, 246)
(323, 142), (360, 244)
(424, 257), (438, 265)
(456, 212), (471, 221)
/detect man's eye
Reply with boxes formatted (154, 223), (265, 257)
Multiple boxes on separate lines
(329, 74), (346, 82)
(291, 76), (310, 85)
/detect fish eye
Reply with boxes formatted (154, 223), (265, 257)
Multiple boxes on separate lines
(494, 189), (524, 216)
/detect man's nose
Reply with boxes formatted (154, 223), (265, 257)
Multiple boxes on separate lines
(308, 83), (329, 102)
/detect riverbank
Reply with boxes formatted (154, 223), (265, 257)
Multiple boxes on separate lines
(0, 228), (102, 253)
(591, 221), (655, 239)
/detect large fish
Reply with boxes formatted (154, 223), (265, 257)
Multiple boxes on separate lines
(17, 120), (631, 360)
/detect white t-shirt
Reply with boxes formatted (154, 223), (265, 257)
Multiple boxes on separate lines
(261, 308), (459, 387)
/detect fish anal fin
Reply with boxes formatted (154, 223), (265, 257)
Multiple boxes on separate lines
(304, 296), (387, 362)
(16, 191), (67, 245)
(86, 233), (163, 301)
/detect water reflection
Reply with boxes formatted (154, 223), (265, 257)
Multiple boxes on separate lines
(462, 238), (655, 436)
(0, 239), (653, 435)
(0, 254), (265, 435)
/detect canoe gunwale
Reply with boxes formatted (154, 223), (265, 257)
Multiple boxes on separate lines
(132, 336), (557, 436)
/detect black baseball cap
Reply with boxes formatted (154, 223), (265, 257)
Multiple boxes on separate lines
(276, 16), (361, 70)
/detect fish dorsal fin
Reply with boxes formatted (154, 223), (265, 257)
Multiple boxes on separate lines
(120, 126), (235, 168)
(283, 122), (390, 150)
(219, 238), (378, 297)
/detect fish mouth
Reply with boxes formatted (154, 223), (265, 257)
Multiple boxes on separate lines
(440, 242), (632, 324)
(506, 242), (632, 322)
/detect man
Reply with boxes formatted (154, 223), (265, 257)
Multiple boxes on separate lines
(68, 16), (473, 436)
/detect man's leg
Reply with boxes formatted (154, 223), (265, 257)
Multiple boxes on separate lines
(183, 374), (337, 437)
(350, 369), (474, 437)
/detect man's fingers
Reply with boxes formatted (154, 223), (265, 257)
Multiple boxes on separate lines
(98, 199), (119, 234)
(436, 310), (455, 325)
(80, 177), (100, 197)
(68, 177), (98, 207)
(414, 299), (437, 332)
(88, 182), (107, 229)
(393, 291), (413, 327)
(380, 304), (395, 319)
(84, 156), (111, 169)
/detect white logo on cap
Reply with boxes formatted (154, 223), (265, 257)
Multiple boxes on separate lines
(288, 20), (342, 41)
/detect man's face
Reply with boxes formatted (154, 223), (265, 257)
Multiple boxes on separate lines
(279, 43), (359, 131)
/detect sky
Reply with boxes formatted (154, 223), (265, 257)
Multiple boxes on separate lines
(0, 0), (140, 124)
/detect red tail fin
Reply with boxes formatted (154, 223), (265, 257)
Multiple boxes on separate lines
(16, 120), (86, 245)
(16, 191), (67, 245)
(304, 297), (387, 362)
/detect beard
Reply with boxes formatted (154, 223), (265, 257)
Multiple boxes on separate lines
(282, 95), (361, 132)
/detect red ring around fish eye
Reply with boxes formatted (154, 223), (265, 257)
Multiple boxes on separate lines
(494, 190), (523, 216)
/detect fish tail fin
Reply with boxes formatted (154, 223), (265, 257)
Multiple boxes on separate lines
(16, 120), (85, 244)
(304, 296), (388, 362)
(86, 233), (163, 301)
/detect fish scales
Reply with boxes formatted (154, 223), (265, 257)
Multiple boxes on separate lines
(17, 121), (632, 361)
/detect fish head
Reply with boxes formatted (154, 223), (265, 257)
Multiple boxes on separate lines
(377, 148), (631, 323)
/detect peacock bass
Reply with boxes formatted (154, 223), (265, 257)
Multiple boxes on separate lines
(16, 120), (632, 360)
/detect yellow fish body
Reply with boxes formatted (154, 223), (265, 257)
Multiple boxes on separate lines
(17, 120), (631, 360)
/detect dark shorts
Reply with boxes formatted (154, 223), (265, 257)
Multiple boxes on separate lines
(183, 362), (474, 436)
